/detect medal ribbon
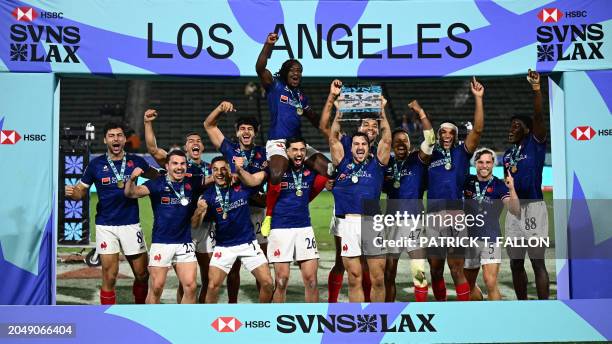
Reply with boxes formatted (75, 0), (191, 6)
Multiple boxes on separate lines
(239, 149), (253, 169)
(393, 159), (406, 184)
(165, 176), (185, 202)
(474, 179), (493, 204)
(106, 152), (126, 184)
(214, 185), (231, 215)
(508, 144), (521, 169)
(291, 166), (303, 193)
(189, 159), (209, 177)
(435, 145), (452, 167)
(288, 88), (303, 111)
(349, 158), (368, 181)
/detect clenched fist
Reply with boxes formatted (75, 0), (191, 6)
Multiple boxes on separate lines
(266, 33), (278, 45)
(144, 109), (158, 122)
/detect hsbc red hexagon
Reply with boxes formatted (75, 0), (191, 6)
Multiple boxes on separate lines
(12, 7), (38, 22)
(0, 130), (21, 144)
(537, 8), (563, 23)
(571, 126), (596, 141)
(211, 317), (242, 333)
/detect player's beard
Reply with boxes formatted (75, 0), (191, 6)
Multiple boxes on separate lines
(215, 173), (230, 187)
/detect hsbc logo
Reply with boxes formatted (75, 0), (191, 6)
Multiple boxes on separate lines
(211, 317), (242, 333)
(12, 7), (38, 22)
(0, 116), (47, 145)
(571, 126), (596, 140)
(537, 8), (563, 23)
(1, 130), (21, 145)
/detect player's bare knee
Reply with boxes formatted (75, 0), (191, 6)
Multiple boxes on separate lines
(275, 276), (289, 290)
(303, 273), (317, 290)
(260, 278), (274, 293)
(483, 273), (497, 289)
(448, 262), (464, 278)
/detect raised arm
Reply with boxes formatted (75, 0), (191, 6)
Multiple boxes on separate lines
(527, 69), (547, 142)
(408, 100), (435, 164)
(204, 101), (235, 150)
(465, 77), (485, 153)
(256, 33), (277, 89)
(124, 167), (151, 199)
(191, 197), (208, 228)
(329, 110), (345, 166)
(377, 96), (392, 165)
(319, 79), (343, 140)
(144, 109), (168, 167)
(503, 172), (521, 217)
(234, 157), (267, 187)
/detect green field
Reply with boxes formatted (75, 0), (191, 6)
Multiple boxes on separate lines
(71, 190), (554, 252)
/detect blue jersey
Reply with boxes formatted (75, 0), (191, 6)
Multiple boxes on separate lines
(427, 143), (473, 212)
(219, 138), (267, 174)
(503, 133), (546, 200)
(271, 167), (318, 229)
(463, 175), (509, 239)
(187, 159), (211, 178)
(265, 78), (311, 140)
(332, 155), (386, 216)
(202, 183), (256, 247)
(80, 153), (151, 226)
(144, 175), (204, 244)
(384, 152), (427, 215)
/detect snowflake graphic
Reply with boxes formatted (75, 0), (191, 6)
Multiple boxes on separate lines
(64, 200), (83, 219)
(357, 314), (377, 332)
(65, 178), (79, 186)
(10, 43), (27, 61)
(537, 45), (554, 62)
(65, 155), (83, 174)
(64, 222), (83, 241)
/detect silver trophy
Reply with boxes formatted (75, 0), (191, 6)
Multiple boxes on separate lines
(337, 85), (382, 121)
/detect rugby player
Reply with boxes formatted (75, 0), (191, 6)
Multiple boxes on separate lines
(144, 109), (214, 303)
(503, 70), (550, 300)
(194, 157), (274, 303)
(65, 121), (157, 304)
(204, 100), (268, 302)
(124, 150), (203, 304)
(463, 148), (520, 301)
(328, 94), (392, 302)
(319, 80), (377, 302)
(383, 100), (436, 302)
(237, 137), (328, 302)
(426, 77), (485, 301)
(256, 32), (332, 237)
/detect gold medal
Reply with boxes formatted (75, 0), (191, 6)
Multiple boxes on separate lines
(296, 107), (303, 116)
(511, 165), (518, 173)
(296, 189), (303, 197)
(393, 181), (400, 189)
(117, 180), (124, 189)
(222, 212), (228, 220)
(444, 163), (452, 170)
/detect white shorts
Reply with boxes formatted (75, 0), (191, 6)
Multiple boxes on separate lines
(250, 206), (268, 245)
(210, 240), (268, 274)
(149, 243), (197, 267)
(192, 221), (215, 254)
(339, 216), (386, 257)
(266, 139), (319, 160)
(386, 223), (425, 256)
(267, 226), (319, 263)
(96, 224), (147, 256)
(464, 240), (502, 269)
(425, 210), (467, 258)
(505, 200), (549, 239)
